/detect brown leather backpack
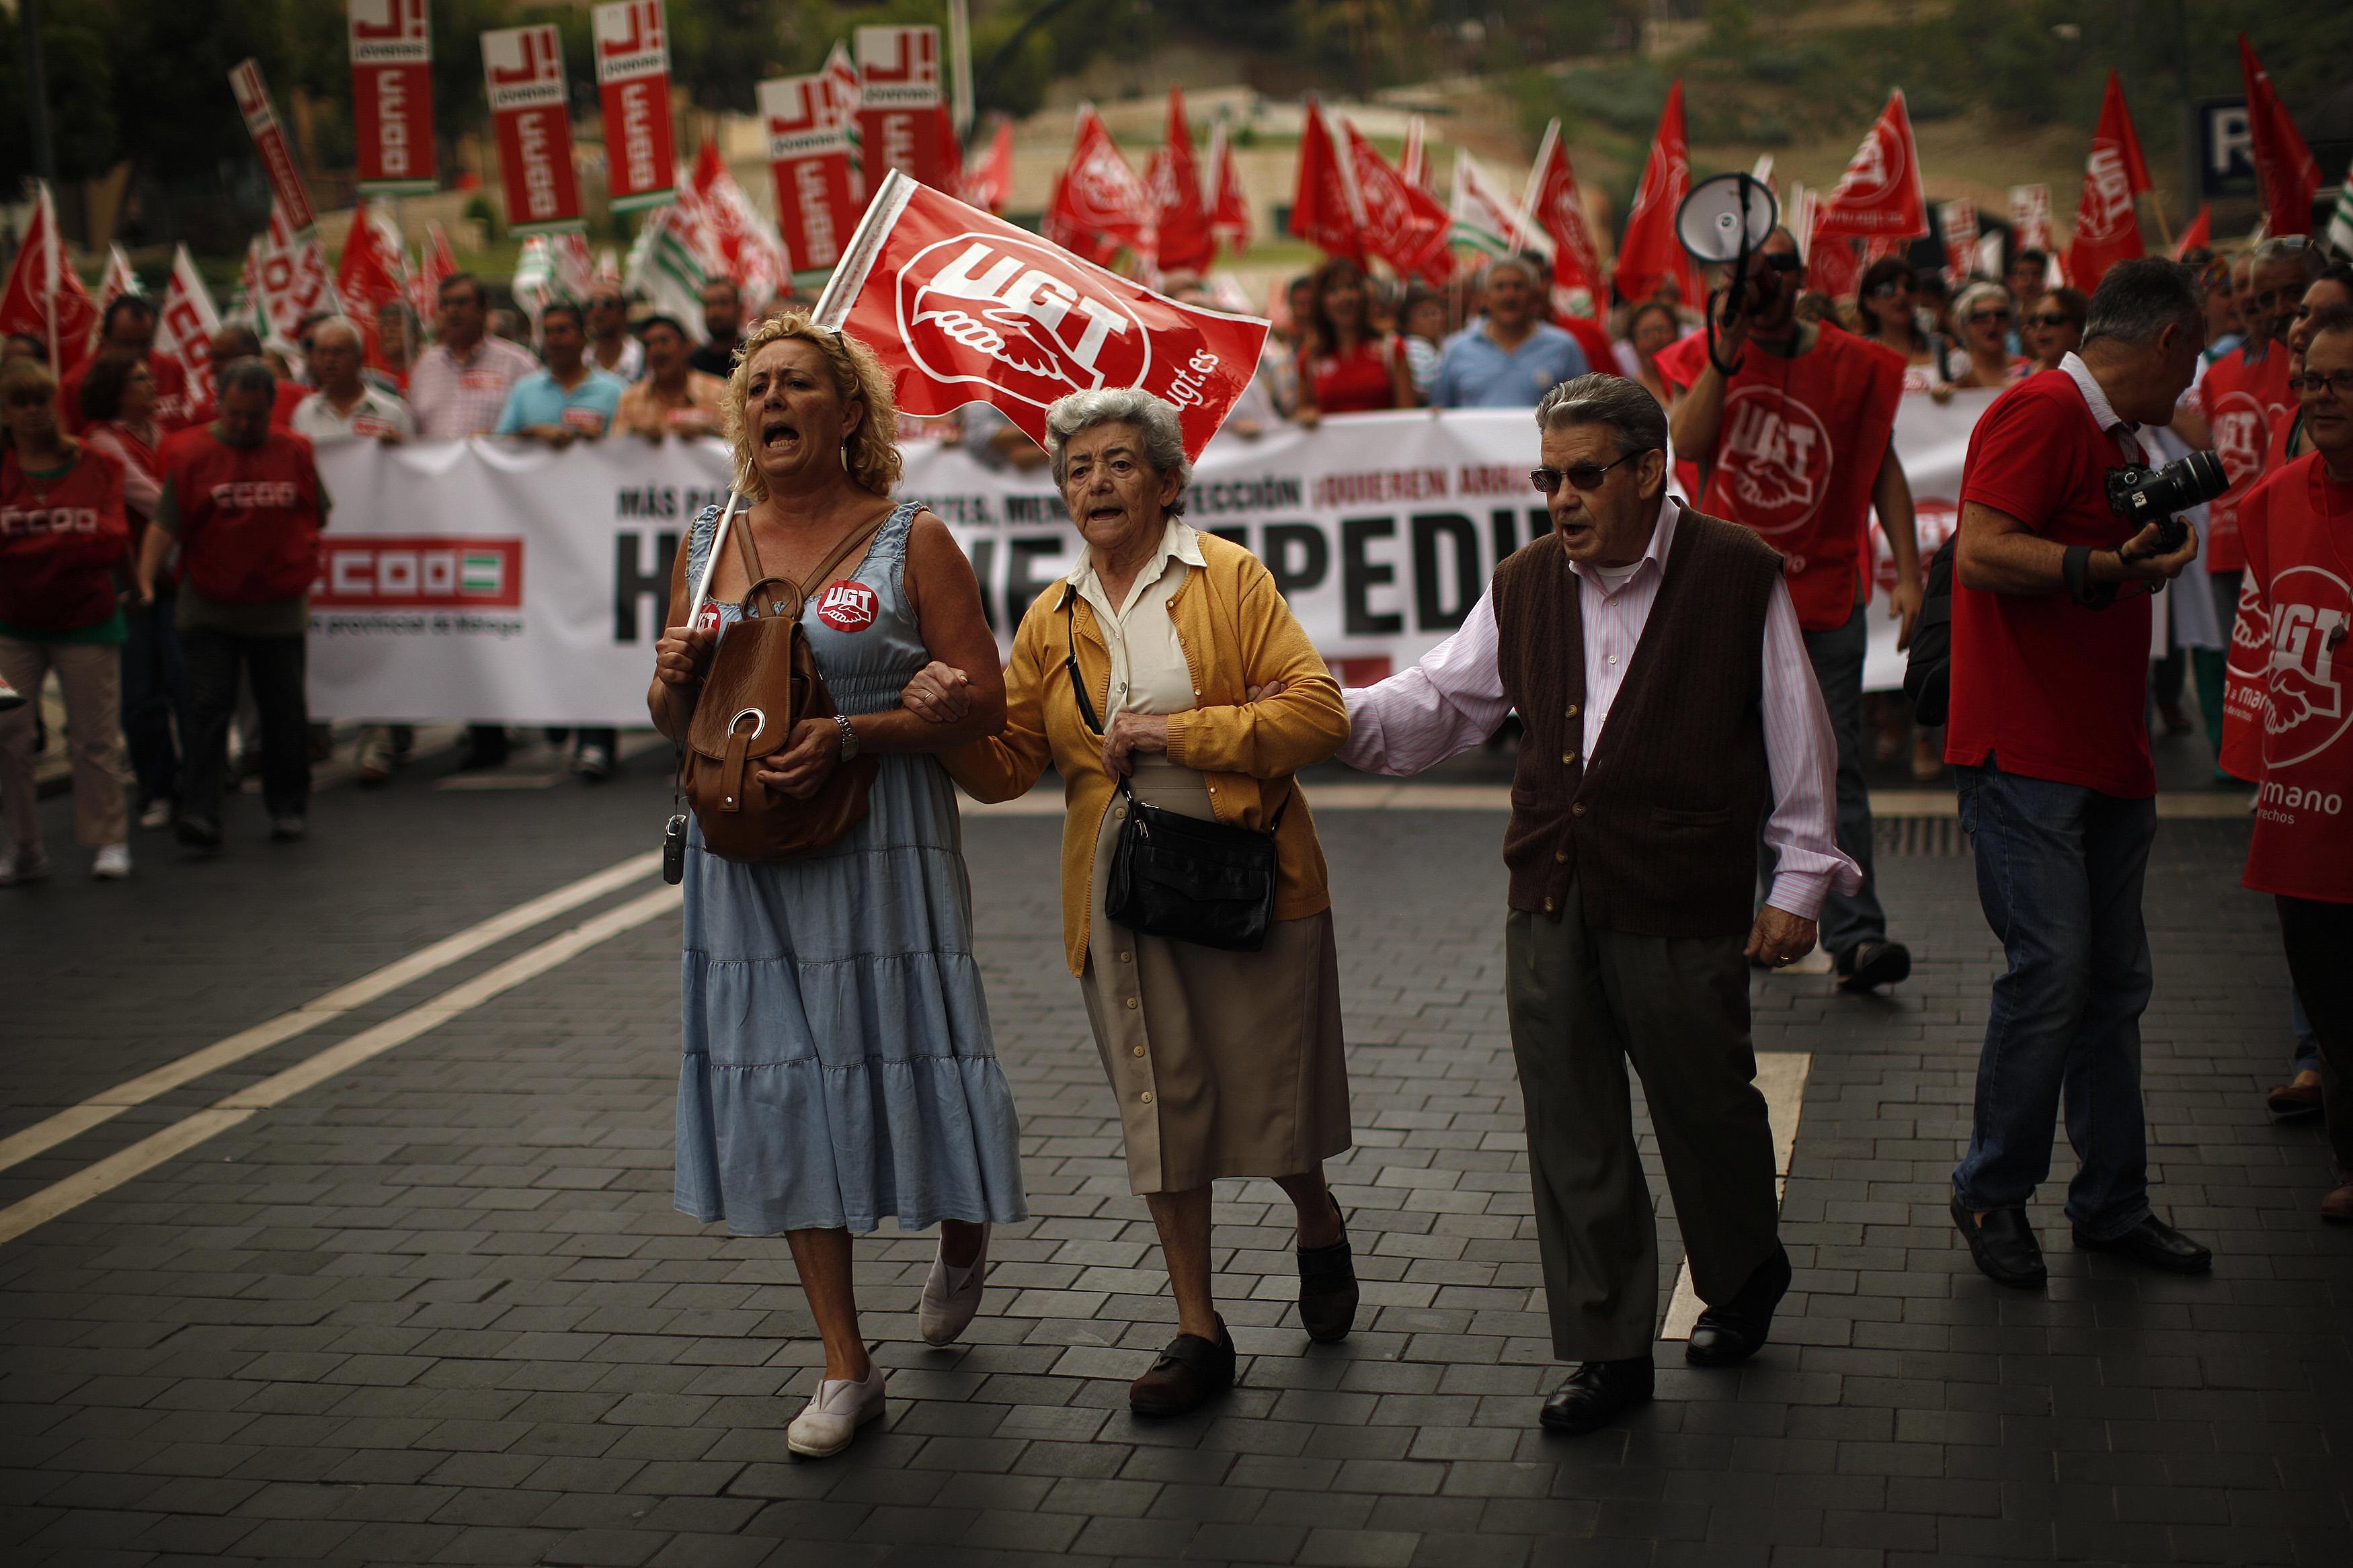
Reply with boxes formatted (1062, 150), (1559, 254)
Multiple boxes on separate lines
(680, 499), (889, 863)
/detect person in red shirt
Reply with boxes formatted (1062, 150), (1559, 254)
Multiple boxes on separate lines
(1942, 257), (2210, 1287)
(136, 359), (327, 852)
(2219, 306), (2353, 1222)
(1665, 226), (1922, 993)
(60, 296), (194, 435)
(0, 358), (135, 883)
(1292, 255), (1417, 423)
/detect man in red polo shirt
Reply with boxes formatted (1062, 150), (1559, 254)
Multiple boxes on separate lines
(2219, 305), (2353, 1223)
(136, 358), (326, 852)
(1943, 257), (2211, 1288)
(1665, 226), (1921, 995)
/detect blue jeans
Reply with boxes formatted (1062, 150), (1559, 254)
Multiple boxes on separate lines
(1950, 763), (2155, 1239)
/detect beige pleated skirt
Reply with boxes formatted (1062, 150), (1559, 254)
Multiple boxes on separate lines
(1079, 756), (1353, 1194)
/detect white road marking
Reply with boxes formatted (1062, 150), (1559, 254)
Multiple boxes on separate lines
(961, 783), (2231, 819)
(0, 851), (662, 1176)
(0, 884), (680, 1247)
(1659, 1050), (1810, 1340)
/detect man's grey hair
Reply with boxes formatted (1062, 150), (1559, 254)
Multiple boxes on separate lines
(309, 316), (366, 353)
(1044, 388), (1193, 513)
(217, 357), (277, 399)
(2253, 236), (2323, 282)
(1534, 373), (1667, 455)
(2082, 257), (2202, 347)
(1480, 252), (1544, 291)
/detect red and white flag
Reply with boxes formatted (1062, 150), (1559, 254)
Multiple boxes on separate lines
(2009, 183), (2055, 254)
(856, 26), (959, 196)
(1938, 200), (1979, 287)
(1341, 116), (1451, 284)
(1047, 105), (1156, 265)
(334, 199), (411, 369)
(760, 69), (861, 286)
(1814, 90), (1929, 241)
(247, 198), (343, 345)
(228, 58), (317, 237)
(91, 245), (141, 342)
(1611, 81), (1701, 307)
(1149, 87), (1215, 276)
(1520, 118), (1605, 303)
(960, 118), (1014, 214)
(1205, 123), (1250, 255)
(690, 139), (788, 312)
(0, 182), (99, 375)
(154, 246), (222, 415)
(413, 220), (457, 315)
(2065, 71), (2150, 290)
(2239, 34), (2320, 238)
(483, 24), (584, 235)
(1399, 116), (1432, 198)
(348, 0), (436, 196)
(1289, 98), (1364, 261)
(2171, 205), (2212, 260)
(814, 171), (1271, 458)
(593, 1), (676, 212)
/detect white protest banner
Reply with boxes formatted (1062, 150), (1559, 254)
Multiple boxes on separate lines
(1864, 388), (1995, 690)
(307, 401), (2001, 724)
(349, 0), (436, 197)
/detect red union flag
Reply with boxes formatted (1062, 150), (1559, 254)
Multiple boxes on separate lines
(1341, 118), (1450, 284)
(1814, 90), (1929, 241)
(155, 246), (221, 416)
(815, 171), (1271, 459)
(593, 1), (676, 211)
(1205, 123), (1250, 254)
(1521, 118), (1606, 304)
(0, 181), (99, 375)
(760, 71), (860, 286)
(2066, 72), (2150, 290)
(228, 59), (317, 236)
(1611, 81), (1702, 307)
(1289, 98), (1364, 261)
(1050, 106), (1156, 263)
(483, 25), (584, 236)
(857, 26), (958, 196)
(2240, 34), (2321, 238)
(349, 0), (436, 196)
(1149, 87), (1214, 275)
(961, 118), (1014, 215)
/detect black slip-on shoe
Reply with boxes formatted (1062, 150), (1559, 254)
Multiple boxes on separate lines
(1128, 1318), (1236, 1417)
(1539, 1358), (1655, 1434)
(2072, 1215), (2212, 1274)
(1297, 1198), (1358, 1344)
(1837, 940), (1912, 992)
(1687, 1243), (1794, 1367)
(1952, 1196), (2046, 1287)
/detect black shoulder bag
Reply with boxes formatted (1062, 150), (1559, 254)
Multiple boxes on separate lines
(1903, 534), (1956, 727)
(1066, 602), (1287, 952)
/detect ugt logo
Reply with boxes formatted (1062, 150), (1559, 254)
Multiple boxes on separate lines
(815, 579), (877, 632)
(1717, 386), (1833, 534)
(898, 235), (1148, 410)
(2263, 566), (2353, 768)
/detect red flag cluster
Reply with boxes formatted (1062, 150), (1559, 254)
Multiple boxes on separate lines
(1613, 81), (1703, 309)
(1048, 91), (1251, 275)
(2065, 73), (2151, 290)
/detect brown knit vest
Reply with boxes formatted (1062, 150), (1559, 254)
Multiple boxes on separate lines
(1491, 505), (1782, 938)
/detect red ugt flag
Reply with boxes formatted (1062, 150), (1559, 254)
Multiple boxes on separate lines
(1612, 81), (1701, 308)
(1523, 118), (1606, 302)
(1150, 88), (1215, 276)
(2065, 72), (2150, 290)
(1289, 99), (1364, 261)
(2239, 35), (2320, 237)
(1341, 117), (1451, 285)
(1814, 90), (1929, 241)
(0, 181), (99, 375)
(1206, 124), (1251, 255)
(815, 171), (1271, 460)
(1047, 106), (1157, 265)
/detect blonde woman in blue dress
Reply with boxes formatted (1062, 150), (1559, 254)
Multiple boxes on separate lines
(649, 315), (1027, 1458)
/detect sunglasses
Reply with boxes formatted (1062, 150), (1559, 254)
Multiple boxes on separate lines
(1531, 452), (1641, 494)
(1968, 309), (2013, 326)
(2289, 370), (2353, 399)
(1759, 253), (1804, 274)
(1868, 280), (1914, 298)
(2026, 312), (2080, 329)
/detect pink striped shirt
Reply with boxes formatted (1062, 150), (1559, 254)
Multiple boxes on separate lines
(1339, 496), (1862, 919)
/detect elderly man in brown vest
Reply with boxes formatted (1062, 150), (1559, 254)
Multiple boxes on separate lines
(1339, 373), (1860, 1434)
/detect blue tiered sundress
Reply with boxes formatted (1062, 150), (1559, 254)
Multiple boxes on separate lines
(673, 499), (1028, 1235)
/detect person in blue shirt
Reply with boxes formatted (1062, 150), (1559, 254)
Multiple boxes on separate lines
(1429, 255), (1590, 409)
(495, 302), (627, 446)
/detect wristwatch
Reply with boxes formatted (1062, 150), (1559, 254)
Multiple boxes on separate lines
(834, 713), (859, 761)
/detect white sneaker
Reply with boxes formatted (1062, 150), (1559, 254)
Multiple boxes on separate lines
(91, 843), (131, 880)
(573, 743), (612, 781)
(356, 738), (394, 786)
(0, 845), (51, 886)
(138, 800), (173, 831)
(785, 1362), (887, 1458)
(919, 1226), (990, 1346)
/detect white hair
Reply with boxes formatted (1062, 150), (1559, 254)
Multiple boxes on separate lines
(309, 316), (366, 353)
(1044, 389), (1193, 511)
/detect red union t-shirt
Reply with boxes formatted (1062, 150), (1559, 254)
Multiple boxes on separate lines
(2219, 452), (2353, 902)
(1660, 323), (1905, 630)
(161, 425), (323, 605)
(1946, 367), (2155, 798)
(0, 446), (130, 632)
(2197, 339), (2293, 574)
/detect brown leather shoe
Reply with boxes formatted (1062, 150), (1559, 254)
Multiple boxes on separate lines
(2266, 1071), (2323, 1120)
(1297, 1198), (1358, 1344)
(1128, 1319), (1236, 1416)
(2322, 1180), (2353, 1225)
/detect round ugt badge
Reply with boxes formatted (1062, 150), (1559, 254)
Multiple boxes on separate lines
(694, 602), (722, 634)
(816, 579), (878, 632)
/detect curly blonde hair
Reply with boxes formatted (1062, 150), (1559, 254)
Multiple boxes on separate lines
(721, 313), (902, 501)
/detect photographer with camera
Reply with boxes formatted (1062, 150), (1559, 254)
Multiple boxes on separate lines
(1665, 226), (1920, 995)
(1945, 257), (2215, 1287)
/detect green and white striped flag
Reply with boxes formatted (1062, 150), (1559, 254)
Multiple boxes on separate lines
(624, 202), (709, 327)
(1450, 150), (1551, 262)
(461, 552), (504, 597)
(2329, 170), (2353, 261)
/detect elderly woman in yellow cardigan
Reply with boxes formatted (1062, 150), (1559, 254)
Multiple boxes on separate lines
(899, 387), (1356, 1417)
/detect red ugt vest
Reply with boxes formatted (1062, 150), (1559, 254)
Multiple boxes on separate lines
(2219, 453), (2353, 904)
(161, 425), (323, 605)
(1663, 325), (1905, 630)
(2197, 340), (2293, 575)
(0, 446), (131, 632)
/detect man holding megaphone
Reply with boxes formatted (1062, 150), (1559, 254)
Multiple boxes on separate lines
(1663, 222), (1923, 995)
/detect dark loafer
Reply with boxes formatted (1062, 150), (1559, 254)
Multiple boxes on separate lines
(1297, 1199), (1358, 1344)
(2266, 1075), (2323, 1121)
(1952, 1197), (2046, 1287)
(2072, 1214), (2212, 1274)
(174, 815), (223, 853)
(1538, 1357), (1654, 1434)
(1686, 1243), (1792, 1367)
(1837, 940), (1912, 992)
(1128, 1318), (1236, 1417)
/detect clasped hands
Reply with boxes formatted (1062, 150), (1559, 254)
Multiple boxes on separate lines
(653, 621), (843, 800)
(896, 660), (1285, 778)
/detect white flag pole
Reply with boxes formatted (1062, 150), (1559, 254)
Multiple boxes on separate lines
(688, 491), (744, 620)
(946, 0), (975, 142)
(1514, 118), (1560, 255)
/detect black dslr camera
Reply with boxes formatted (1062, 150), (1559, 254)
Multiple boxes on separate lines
(2106, 449), (2228, 554)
